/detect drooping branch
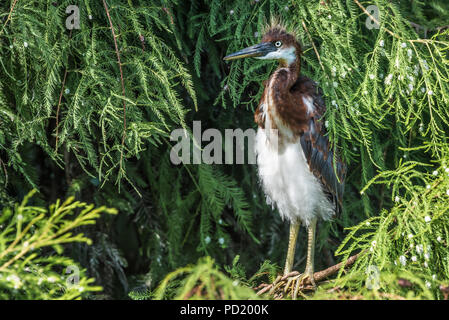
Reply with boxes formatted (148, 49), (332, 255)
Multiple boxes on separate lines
(102, 0), (127, 175)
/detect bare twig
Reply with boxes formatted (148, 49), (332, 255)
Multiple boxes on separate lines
(409, 21), (449, 36)
(256, 252), (361, 296)
(162, 7), (174, 25)
(440, 285), (449, 300)
(102, 0), (127, 174)
(435, 25), (449, 32)
(139, 34), (145, 52)
(301, 20), (325, 72)
(0, 0), (19, 36)
(55, 68), (68, 152)
(54, 29), (72, 152)
(64, 145), (71, 185)
(311, 252), (360, 283)
(409, 21), (428, 38)
(0, 157), (7, 187)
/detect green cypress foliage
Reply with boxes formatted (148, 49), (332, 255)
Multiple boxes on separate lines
(0, 0), (448, 299)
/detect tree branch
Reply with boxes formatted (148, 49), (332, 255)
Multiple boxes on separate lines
(0, 157), (7, 187)
(256, 252), (361, 296)
(102, 0), (127, 176)
(0, 0), (19, 36)
(55, 30), (72, 152)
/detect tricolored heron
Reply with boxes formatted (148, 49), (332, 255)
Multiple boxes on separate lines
(224, 24), (345, 297)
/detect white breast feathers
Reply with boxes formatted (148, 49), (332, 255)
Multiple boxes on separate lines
(254, 127), (334, 227)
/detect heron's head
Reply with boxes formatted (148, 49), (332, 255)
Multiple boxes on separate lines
(223, 27), (301, 67)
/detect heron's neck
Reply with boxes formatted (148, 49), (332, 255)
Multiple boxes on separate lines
(279, 54), (300, 72)
(276, 55), (301, 88)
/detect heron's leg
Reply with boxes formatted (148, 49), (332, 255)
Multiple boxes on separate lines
(303, 217), (317, 286)
(269, 220), (300, 296)
(284, 219), (300, 275)
(285, 217), (317, 299)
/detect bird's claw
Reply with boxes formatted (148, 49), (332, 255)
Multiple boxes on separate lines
(267, 270), (316, 299)
(268, 275), (284, 296)
(283, 271), (316, 299)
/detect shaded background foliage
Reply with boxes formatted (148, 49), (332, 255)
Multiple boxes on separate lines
(0, 0), (449, 299)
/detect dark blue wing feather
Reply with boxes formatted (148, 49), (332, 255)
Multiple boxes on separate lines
(297, 77), (346, 213)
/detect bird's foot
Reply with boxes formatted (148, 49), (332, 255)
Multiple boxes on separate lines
(268, 274), (288, 298)
(284, 270), (316, 299)
(268, 269), (316, 299)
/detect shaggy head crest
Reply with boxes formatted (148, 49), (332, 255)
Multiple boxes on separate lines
(223, 17), (301, 66)
(260, 18), (301, 54)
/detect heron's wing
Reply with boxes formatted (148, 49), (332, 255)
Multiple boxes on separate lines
(296, 76), (346, 213)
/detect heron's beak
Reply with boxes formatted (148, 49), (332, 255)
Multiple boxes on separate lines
(223, 42), (276, 61)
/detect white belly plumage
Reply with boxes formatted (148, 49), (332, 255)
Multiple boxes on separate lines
(254, 128), (334, 226)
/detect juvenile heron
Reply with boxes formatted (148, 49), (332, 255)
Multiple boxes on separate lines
(224, 24), (345, 296)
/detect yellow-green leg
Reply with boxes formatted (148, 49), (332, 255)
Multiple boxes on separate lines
(269, 219), (300, 296)
(303, 217), (317, 286)
(285, 217), (317, 299)
(284, 220), (300, 275)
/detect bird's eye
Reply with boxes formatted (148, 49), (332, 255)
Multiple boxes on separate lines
(275, 41), (282, 47)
